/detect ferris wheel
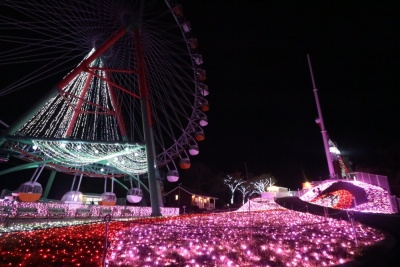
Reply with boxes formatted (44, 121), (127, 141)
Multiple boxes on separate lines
(0, 0), (209, 212)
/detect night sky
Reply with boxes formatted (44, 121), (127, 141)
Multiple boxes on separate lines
(1, 1), (400, 194)
(181, 1), (400, 189)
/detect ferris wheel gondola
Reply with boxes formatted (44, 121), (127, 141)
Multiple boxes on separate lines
(61, 170), (85, 204)
(126, 176), (143, 203)
(166, 169), (179, 183)
(16, 181), (43, 202)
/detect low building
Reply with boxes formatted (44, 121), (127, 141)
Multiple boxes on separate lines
(82, 193), (102, 204)
(266, 186), (291, 198)
(164, 185), (218, 214)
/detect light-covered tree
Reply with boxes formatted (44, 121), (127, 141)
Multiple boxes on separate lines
(224, 175), (244, 204)
(251, 174), (276, 195)
(237, 182), (253, 204)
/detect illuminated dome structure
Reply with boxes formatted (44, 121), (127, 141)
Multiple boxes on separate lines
(0, 0), (209, 215)
(61, 191), (84, 204)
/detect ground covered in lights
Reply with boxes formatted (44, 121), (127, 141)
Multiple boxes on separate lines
(300, 180), (393, 214)
(0, 198), (389, 267)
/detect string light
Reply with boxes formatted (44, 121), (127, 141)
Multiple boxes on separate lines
(300, 180), (393, 214)
(6, 50), (149, 175)
(0, 202), (177, 220)
(0, 198), (388, 267)
(106, 199), (386, 266)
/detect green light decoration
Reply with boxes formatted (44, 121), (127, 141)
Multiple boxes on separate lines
(28, 140), (148, 174)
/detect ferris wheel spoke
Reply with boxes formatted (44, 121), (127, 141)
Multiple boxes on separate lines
(0, 0), (209, 184)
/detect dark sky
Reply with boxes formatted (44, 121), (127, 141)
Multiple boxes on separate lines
(180, 1), (400, 189)
(1, 1), (399, 193)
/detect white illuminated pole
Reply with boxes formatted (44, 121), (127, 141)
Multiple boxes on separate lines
(307, 54), (336, 179)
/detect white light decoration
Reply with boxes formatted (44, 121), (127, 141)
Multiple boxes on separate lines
(0, 202), (177, 229)
(329, 146), (341, 155)
(26, 140), (148, 174)
(9, 51), (149, 175)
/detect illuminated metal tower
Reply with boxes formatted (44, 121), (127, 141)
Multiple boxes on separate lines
(307, 54), (336, 179)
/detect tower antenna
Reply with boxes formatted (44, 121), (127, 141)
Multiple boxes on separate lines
(307, 54), (336, 179)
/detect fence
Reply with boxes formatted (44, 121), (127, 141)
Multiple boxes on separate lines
(347, 172), (391, 194)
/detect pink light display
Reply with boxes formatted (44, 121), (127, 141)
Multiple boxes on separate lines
(0, 202), (178, 218)
(311, 189), (354, 209)
(0, 197), (389, 266)
(106, 198), (386, 266)
(300, 180), (393, 214)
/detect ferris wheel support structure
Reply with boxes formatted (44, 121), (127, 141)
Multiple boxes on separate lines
(0, 0), (209, 215)
(134, 26), (162, 216)
(0, 27), (127, 147)
(0, 24), (163, 216)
